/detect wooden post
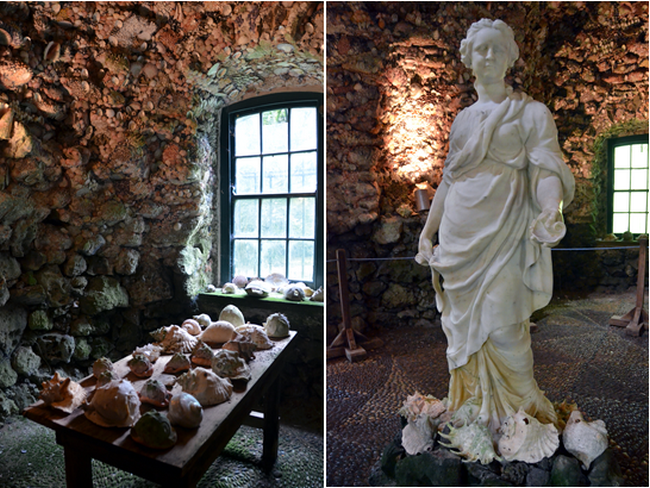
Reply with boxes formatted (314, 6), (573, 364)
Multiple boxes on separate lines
(610, 235), (648, 336)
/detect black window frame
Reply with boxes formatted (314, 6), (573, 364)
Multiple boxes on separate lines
(607, 133), (650, 236)
(219, 92), (324, 288)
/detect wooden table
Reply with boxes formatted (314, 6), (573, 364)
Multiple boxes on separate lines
(23, 331), (297, 488)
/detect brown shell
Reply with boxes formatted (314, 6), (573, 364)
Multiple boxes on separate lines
(190, 340), (214, 367)
(163, 352), (191, 374)
(223, 335), (257, 361)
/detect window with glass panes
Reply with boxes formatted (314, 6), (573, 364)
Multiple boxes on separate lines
(607, 134), (650, 235)
(220, 93), (323, 287)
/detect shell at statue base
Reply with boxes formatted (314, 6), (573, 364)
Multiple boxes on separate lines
(164, 352), (191, 374)
(399, 392), (447, 423)
(190, 340), (214, 367)
(128, 353), (154, 378)
(131, 410), (177, 449)
(92, 357), (114, 380)
(181, 318), (202, 336)
(158, 324), (198, 354)
(223, 336), (257, 361)
(168, 392), (203, 429)
(139, 379), (172, 408)
(39, 372), (87, 414)
(235, 324), (274, 350)
(84, 379), (140, 428)
(199, 320), (236, 346)
(562, 410), (608, 470)
(402, 415), (436, 455)
(176, 367), (233, 407)
(134, 343), (163, 363)
(219, 304), (245, 327)
(212, 349), (251, 382)
(193, 313), (212, 328)
(439, 422), (501, 464)
(264, 312), (290, 338)
(497, 408), (559, 464)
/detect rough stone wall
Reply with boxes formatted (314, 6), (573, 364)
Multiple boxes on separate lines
(326, 2), (648, 340)
(0, 1), (323, 410)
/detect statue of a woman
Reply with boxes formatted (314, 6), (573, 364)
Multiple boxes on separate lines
(416, 19), (575, 434)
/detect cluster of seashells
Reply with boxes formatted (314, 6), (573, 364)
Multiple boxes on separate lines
(398, 392), (610, 470)
(38, 304), (291, 450)
(214, 273), (323, 303)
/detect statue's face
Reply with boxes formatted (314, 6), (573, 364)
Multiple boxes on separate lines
(470, 27), (510, 85)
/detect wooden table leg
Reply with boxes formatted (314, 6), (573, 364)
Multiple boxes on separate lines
(261, 376), (281, 470)
(63, 445), (93, 488)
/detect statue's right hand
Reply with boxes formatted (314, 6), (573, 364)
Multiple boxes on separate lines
(415, 236), (434, 266)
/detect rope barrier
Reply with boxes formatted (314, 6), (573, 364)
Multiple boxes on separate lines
(326, 245), (639, 263)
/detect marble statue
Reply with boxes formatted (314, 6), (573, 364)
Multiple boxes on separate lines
(416, 19), (575, 436)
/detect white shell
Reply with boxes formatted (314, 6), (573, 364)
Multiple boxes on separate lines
(219, 304), (245, 327)
(235, 324), (274, 350)
(176, 367), (233, 407)
(562, 410), (608, 469)
(158, 325), (198, 354)
(181, 318), (202, 336)
(39, 372), (87, 414)
(212, 349), (251, 381)
(84, 379), (141, 428)
(402, 416), (436, 455)
(134, 343), (163, 363)
(264, 312), (290, 338)
(398, 393), (447, 456)
(221, 282), (237, 293)
(310, 286), (324, 302)
(497, 408), (560, 463)
(440, 422), (501, 464)
(193, 313), (212, 328)
(92, 357), (114, 379)
(244, 280), (271, 297)
(168, 392), (203, 429)
(398, 392), (446, 422)
(199, 320), (236, 345)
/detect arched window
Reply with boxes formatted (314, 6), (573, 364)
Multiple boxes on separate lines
(607, 134), (649, 236)
(220, 93), (324, 287)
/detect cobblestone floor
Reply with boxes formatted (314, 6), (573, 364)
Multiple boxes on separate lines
(326, 290), (648, 487)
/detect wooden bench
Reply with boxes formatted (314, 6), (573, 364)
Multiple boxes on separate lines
(23, 331), (297, 488)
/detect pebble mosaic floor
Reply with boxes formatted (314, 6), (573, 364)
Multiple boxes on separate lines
(326, 290), (648, 487)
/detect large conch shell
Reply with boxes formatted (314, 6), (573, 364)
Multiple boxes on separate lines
(190, 340), (214, 367)
(128, 353), (154, 378)
(497, 408), (559, 463)
(168, 392), (203, 429)
(92, 357), (114, 379)
(133, 344), (162, 363)
(139, 379), (172, 408)
(235, 324), (274, 350)
(163, 352), (191, 374)
(176, 367), (233, 407)
(131, 410), (177, 449)
(562, 410), (608, 469)
(223, 335), (257, 361)
(218, 304), (245, 327)
(264, 312), (290, 338)
(84, 379), (141, 428)
(199, 320), (236, 346)
(439, 422), (501, 464)
(154, 325), (198, 354)
(211, 349), (252, 382)
(39, 372), (87, 414)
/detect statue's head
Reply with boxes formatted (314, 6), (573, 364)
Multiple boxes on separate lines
(459, 19), (519, 71)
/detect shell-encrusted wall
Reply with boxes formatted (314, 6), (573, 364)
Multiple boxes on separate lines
(0, 1), (323, 404)
(326, 2), (647, 340)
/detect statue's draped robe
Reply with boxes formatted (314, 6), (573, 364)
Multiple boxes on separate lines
(430, 91), (575, 432)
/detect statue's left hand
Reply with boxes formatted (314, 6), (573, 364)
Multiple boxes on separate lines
(530, 208), (566, 247)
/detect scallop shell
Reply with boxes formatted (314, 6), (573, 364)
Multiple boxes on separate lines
(190, 340), (214, 367)
(223, 336), (257, 361)
(193, 313), (212, 328)
(39, 372), (87, 414)
(128, 353), (154, 378)
(84, 379), (140, 428)
(163, 352), (191, 374)
(562, 410), (608, 470)
(134, 343), (163, 363)
(158, 324), (198, 354)
(211, 349), (251, 382)
(92, 357), (114, 379)
(139, 379), (171, 408)
(182, 318), (202, 336)
(235, 324), (273, 350)
(168, 392), (203, 429)
(131, 410), (177, 449)
(497, 408), (560, 464)
(264, 312), (290, 338)
(176, 367), (233, 407)
(219, 304), (245, 327)
(440, 422), (501, 464)
(199, 320), (236, 346)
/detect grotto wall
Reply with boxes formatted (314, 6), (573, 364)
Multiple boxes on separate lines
(0, 1), (323, 416)
(326, 1), (648, 341)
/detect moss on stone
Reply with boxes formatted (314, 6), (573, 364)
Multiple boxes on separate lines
(28, 309), (52, 331)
